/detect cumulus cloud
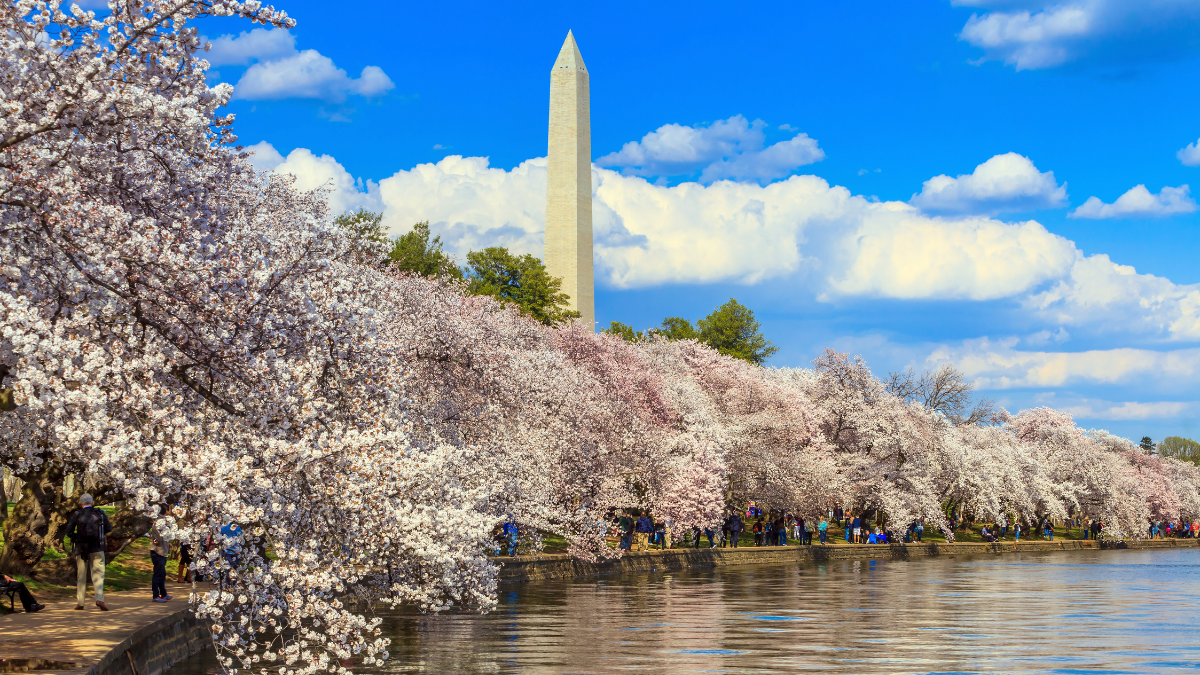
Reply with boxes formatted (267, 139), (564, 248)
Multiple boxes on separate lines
(927, 337), (1200, 389)
(596, 115), (824, 184)
(204, 28), (394, 102)
(243, 143), (1200, 341)
(1070, 184), (1196, 219)
(247, 142), (380, 216)
(1178, 138), (1200, 166)
(1026, 254), (1200, 340)
(910, 152), (1067, 215)
(956, 0), (1200, 70)
(206, 28), (296, 66)
(368, 154), (1077, 294)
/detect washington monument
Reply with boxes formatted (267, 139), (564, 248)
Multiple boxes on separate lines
(545, 30), (594, 328)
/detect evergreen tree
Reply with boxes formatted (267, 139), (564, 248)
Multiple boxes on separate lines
(464, 247), (580, 326)
(656, 317), (700, 341)
(697, 299), (779, 365)
(604, 321), (645, 342)
(389, 221), (462, 279)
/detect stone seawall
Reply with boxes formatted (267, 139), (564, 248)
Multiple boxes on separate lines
(497, 537), (1200, 583)
(86, 609), (211, 675)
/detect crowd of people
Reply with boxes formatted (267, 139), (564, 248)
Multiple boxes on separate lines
(475, 505), (1200, 558)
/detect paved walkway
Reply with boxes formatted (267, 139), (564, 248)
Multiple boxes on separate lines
(0, 580), (203, 670)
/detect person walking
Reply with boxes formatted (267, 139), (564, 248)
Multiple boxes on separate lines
(851, 514), (863, 544)
(63, 493), (111, 611)
(791, 515), (801, 541)
(776, 514), (788, 546)
(729, 511), (744, 548)
(177, 542), (194, 583)
(916, 519), (924, 543)
(818, 517), (828, 545)
(1, 574), (44, 613)
(1014, 521), (1022, 542)
(805, 518), (815, 545)
(150, 522), (173, 603)
(752, 518), (764, 546)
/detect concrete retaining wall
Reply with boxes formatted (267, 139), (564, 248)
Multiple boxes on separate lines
(497, 537), (1199, 583)
(86, 610), (212, 675)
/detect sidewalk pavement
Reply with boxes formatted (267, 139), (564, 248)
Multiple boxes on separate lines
(0, 580), (203, 669)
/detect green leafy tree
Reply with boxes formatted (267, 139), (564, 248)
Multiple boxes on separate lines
(1158, 436), (1200, 465)
(604, 321), (645, 342)
(389, 221), (462, 279)
(1140, 436), (1155, 453)
(656, 317), (700, 341)
(697, 299), (779, 365)
(464, 247), (581, 326)
(333, 209), (389, 262)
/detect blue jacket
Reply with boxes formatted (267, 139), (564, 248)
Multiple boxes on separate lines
(635, 516), (653, 533)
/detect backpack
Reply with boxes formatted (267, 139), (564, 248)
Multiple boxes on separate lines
(79, 508), (105, 543)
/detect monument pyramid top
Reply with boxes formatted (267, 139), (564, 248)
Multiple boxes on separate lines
(553, 30), (587, 73)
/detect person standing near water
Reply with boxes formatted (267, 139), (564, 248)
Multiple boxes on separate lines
(149, 522), (172, 602)
(818, 517), (828, 545)
(634, 512), (653, 551)
(729, 511), (743, 548)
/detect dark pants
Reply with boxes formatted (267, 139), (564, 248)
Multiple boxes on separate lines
(731, 531), (741, 547)
(2, 580), (37, 611)
(151, 552), (168, 599)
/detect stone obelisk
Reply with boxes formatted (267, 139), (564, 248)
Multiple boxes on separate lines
(545, 30), (594, 329)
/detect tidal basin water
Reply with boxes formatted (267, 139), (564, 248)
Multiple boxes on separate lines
(173, 548), (1200, 674)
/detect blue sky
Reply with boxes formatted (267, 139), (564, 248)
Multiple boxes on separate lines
(196, 1), (1200, 442)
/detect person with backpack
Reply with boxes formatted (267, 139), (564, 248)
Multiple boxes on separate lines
(63, 493), (112, 611)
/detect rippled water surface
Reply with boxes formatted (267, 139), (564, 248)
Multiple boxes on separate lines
(173, 548), (1200, 674)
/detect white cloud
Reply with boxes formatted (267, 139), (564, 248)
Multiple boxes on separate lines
(1026, 254), (1200, 339)
(367, 154), (1075, 294)
(1177, 138), (1200, 166)
(1070, 184), (1196, 219)
(234, 53), (393, 102)
(596, 115), (824, 184)
(827, 210), (1077, 300)
(248, 142), (380, 216)
(956, 0), (1200, 70)
(927, 337), (1200, 388)
(1059, 398), (1198, 420)
(244, 142), (1200, 340)
(206, 28), (296, 66)
(204, 28), (393, 102)
(910, 152), (1067, 215)
(244, 140), (285, 172)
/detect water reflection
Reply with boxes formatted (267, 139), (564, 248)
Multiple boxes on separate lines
(173, 549), (1200, 674)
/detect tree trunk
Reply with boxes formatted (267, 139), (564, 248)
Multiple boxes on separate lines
(0, 461), (69, 575)
(0, 471), (7, 529)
